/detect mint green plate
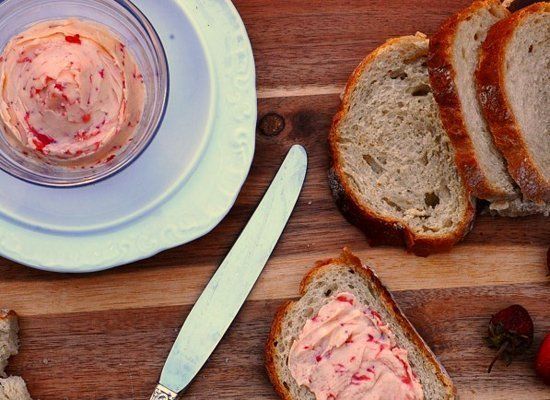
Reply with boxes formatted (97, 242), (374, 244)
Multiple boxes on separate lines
(0, 0), (256, 272)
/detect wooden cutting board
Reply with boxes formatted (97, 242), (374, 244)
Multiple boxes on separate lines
(1, 1), (549, 399)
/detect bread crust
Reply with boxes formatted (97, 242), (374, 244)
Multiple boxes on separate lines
(265, 300), (294, 400)
(265, 248), (457, 400)
(328, 36), (476, 257)
(0, 310), (16, 320)
(428, 0), (512, 200)
(476, 2), (550, 203)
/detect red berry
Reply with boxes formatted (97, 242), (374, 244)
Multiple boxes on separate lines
(485, 305), (534, 373)
(491, 305), (534, 338)
(536, 333), (550, 385)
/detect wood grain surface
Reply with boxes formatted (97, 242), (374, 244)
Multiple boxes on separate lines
(1, 1), (549, 399)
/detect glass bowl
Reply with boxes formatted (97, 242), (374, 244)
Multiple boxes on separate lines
(0, 0), (169, 187)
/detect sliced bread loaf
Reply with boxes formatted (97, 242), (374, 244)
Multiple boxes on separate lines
(476, 2), (550, 203)
(428, 0), (548, 216)
(265, 249), (456, 400)
(329, 34), (475, 256)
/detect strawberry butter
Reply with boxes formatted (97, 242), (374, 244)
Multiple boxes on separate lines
(0, 19), (145, 165)
(288, 292), (423, 400)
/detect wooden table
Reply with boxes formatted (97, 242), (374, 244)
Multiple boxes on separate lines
(1, 1), (549, 399)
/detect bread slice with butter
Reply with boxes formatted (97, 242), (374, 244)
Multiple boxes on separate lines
(329, 34), (475, 256)
(265, 249), (456, 400)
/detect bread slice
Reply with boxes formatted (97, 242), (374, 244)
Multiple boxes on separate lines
(0, 311), (32, 400)
(429, 0), (512, 201)
(0, 377), (32, 400)
(329, 34), (475, 256)
(428, 0), (548, 216)
(0, 311), (18, 378)
(476, 2), (550, 203)
(265, 249), (456, 400)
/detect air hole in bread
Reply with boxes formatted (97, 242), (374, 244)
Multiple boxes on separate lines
(528, 44), (533, 53)
(363, 154), (384, 174)
(424, 192), (440, 208)
(474, 32), (479, 41)
(324, 289), (332, 297)
(273, 340), (278, 347)
(411, 84), (431, 97)
(389, 69), (407, 80)
(421, 153), (429, 166)
(382, 197), (403, 212)
(348, 284), (355, 289)
(283, 381), (290, 390)
(348, 268), (355, 274)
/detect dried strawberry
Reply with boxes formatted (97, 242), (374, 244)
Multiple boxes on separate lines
(536, 333), (550, 385)
(65, 34), (81, 45)
(485, 304), (534, 373)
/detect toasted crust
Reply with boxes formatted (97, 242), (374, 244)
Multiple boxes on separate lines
(476, 2), (550, 203)
(328, 36), (476, 257)
(265, 249), (457, 400)
(428, 0), (512, 200)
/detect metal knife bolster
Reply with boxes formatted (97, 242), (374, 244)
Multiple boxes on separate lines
(150, 384), (178, 400)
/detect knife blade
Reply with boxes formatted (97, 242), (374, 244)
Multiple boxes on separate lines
(150, 145), (308, 399)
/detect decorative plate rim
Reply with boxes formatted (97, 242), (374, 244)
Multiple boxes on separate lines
(0, 0), (257, 273)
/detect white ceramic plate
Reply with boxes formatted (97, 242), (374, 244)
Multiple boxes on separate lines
(0, 0), (256, 272)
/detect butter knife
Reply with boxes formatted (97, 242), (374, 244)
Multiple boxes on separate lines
(150, 145), (308, 399)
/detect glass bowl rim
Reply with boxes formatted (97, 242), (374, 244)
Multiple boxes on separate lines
(0, 0), (170, 189)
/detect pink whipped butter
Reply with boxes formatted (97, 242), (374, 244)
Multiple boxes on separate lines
(0, 19), (146, 166)
(288, 292), (423, 400)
